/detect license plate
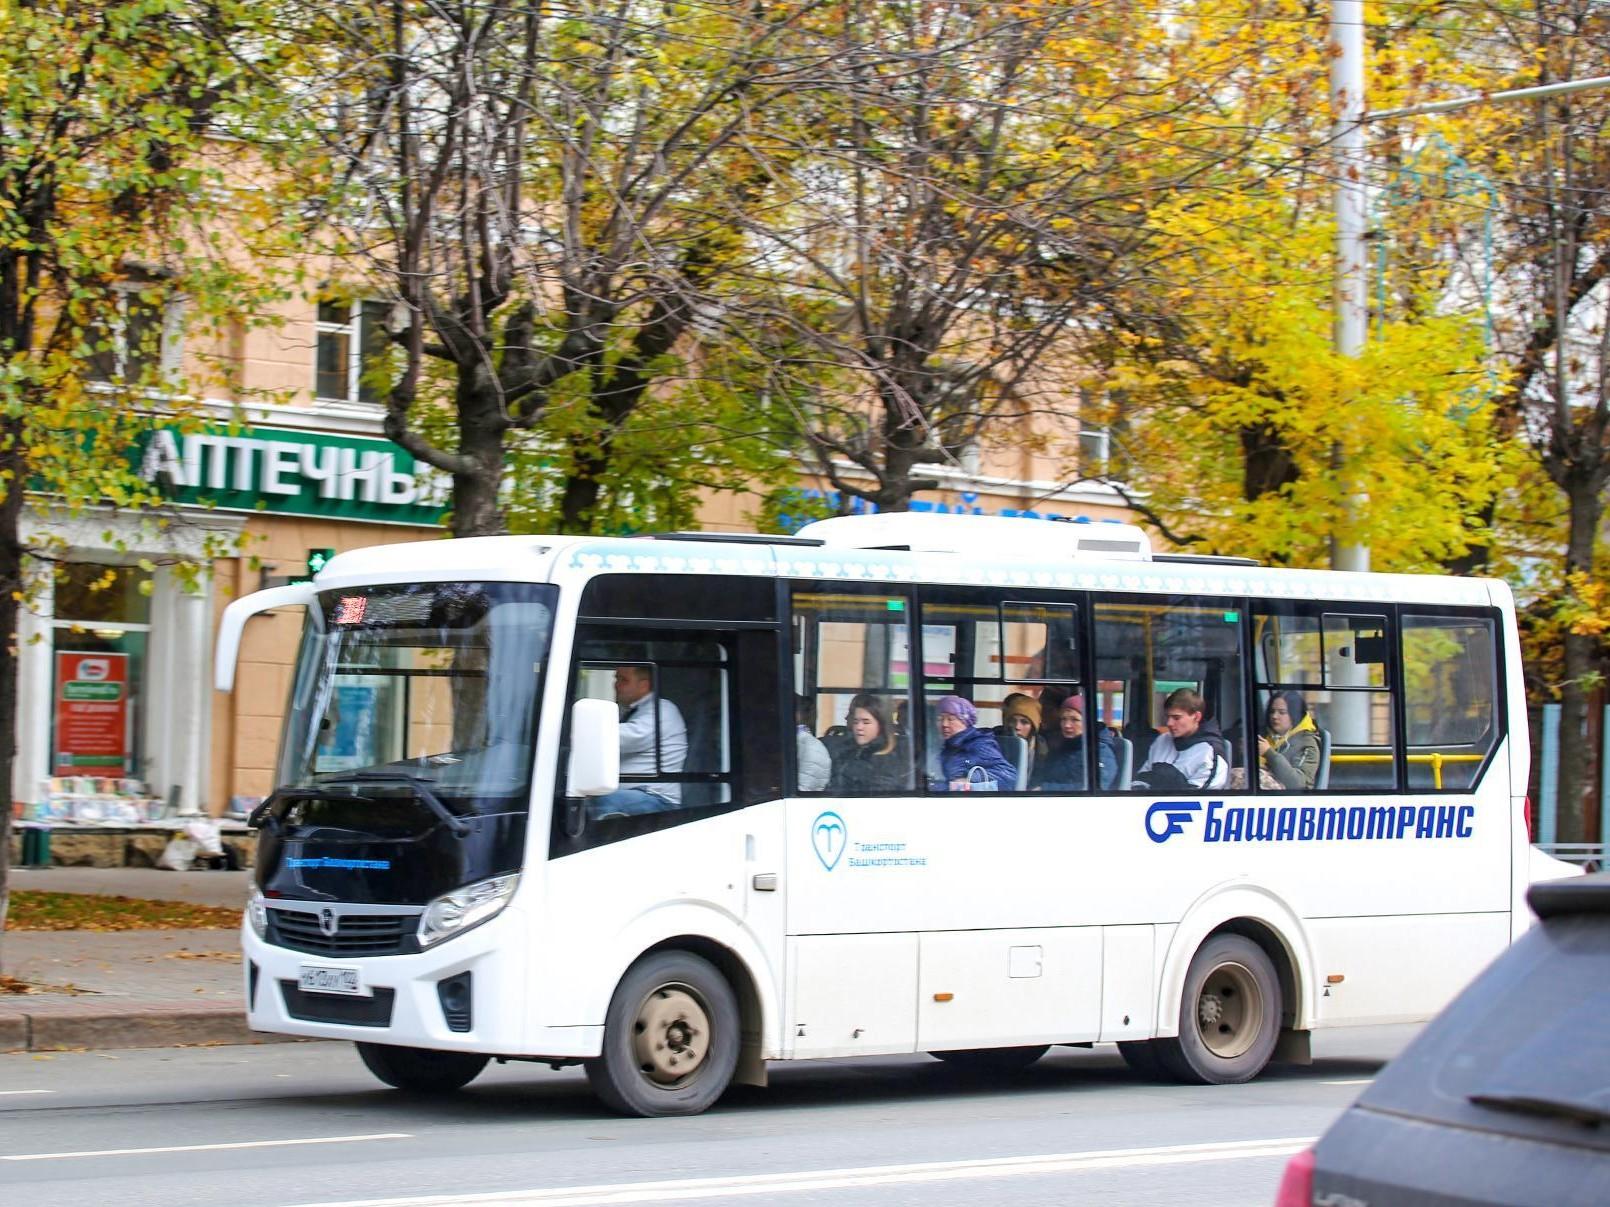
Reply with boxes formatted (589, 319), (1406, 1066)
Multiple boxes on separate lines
(298, 964), (366, 996)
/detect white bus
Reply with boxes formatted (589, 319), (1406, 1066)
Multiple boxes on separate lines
(217, 513), (1552, 1117)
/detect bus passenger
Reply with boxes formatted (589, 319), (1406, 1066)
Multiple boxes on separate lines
(829, 694), (909, 794)
(931, 695), (1017, 791)
(795, 695), (832, 792)
(591, 665), (688, 816)
(1259, 690), (1321, 791)
(1001, 693), (1046, 784)
(1133, 688), (1228, 791)
(1034, 698), (1119, 791)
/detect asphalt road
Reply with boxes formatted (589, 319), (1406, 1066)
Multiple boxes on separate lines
(0, 1028), (1416, 1207)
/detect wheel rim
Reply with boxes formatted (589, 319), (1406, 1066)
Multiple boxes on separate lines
(1195, 961), (1263, 1060)
(631, 983), (711, 1089)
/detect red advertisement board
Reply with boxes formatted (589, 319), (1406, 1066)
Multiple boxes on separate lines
(53, 651), (129, 775)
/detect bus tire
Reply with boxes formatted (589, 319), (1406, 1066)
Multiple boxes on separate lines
(1116, 1040), (1165, 1079)
(930, 1045), (1049, 1072)
(356, 1042), (488, 1092)
(585, 950), (740, 1118)
(1155, 934), (1280, 1085)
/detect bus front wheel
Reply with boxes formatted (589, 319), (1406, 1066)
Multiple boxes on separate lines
(1154, 934), (1280, 1085)
(356, 1042), (489, 1092)
(585, 950), (740, 1117)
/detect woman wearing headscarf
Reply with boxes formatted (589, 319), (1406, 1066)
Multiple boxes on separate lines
(930, 695), (1018, 791)
(828, 693), (911, 794)
(1260, 690), (1321, 791)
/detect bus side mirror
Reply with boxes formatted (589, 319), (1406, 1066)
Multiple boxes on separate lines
(215, 583), (318, 692)
(567, 698), (620, 797)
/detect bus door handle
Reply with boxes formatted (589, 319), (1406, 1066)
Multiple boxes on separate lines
(752, 873), (778, 892)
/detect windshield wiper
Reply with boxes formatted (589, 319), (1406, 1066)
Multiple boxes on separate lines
(318, 771), (471, 836)
(1470, 1091), (1610, 1128)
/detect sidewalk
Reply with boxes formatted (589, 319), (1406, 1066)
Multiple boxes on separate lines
(2, 867), (282, 1053)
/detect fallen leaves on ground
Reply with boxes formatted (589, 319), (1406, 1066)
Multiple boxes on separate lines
(161, 949), (240, 961)
(6, 891), (242, 931)
(1, 974), (89, 995)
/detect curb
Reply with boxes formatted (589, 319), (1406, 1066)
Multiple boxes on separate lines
(0, 1003), (303, 1052)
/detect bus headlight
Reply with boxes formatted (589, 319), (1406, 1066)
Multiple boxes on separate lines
(247, 890), (269, 939)
(419, 875), (519, 948)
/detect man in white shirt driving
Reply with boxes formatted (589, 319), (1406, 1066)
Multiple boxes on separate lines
(591, 665), (688, 816)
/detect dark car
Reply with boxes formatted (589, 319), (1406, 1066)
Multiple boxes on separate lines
(1276, 872), (1610, 1207)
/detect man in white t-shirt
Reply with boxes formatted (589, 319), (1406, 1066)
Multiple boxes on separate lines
(591, 665), (688, 816)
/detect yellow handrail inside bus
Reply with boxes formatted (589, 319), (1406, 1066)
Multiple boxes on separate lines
(1327, 751), (1485, 790)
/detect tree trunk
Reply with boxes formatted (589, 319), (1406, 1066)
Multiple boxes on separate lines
(0, 421), (27, 949)
(449, 380), (510, 539)
(1554, 477), (1604, 844)
(1239, 421), (1299, 502)
(557, 449), (608, 534)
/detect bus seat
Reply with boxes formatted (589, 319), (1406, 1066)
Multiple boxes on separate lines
(1114, 734), (1133, 788)
(995, 731), (1030, 788)
(1314, 726), (1332, 790)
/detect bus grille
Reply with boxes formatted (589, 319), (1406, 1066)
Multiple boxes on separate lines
(267, 908), (416, 956)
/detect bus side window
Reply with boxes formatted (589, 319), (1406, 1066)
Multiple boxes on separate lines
(1401, 613), (1501, 791)
(1096, 596), (1245, 793)
(1253, 607), (1397, 791)
(789, 587), (915, 796)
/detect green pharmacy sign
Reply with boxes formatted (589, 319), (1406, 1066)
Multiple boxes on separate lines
(139, 425), (449, 527)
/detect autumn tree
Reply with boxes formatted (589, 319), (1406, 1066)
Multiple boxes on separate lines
(0, 0), (295, 938)
(1461, 1), (1610, 842)
(723, 0), (1205, 513)
(290, 1), (825, 537)
(1085, 0), (1508, 568)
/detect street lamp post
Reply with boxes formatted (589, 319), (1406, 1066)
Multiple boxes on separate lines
(1330, 0), (1369, 574)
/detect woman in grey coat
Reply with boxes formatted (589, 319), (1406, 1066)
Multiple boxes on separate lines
(1260, 690), (1321, 790)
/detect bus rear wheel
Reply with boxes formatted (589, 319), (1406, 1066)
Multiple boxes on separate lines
(930, 1045), (1049, 1073)
(585, 950), (739, 1117)
(356, 1042), (489, 1092)
(1155, 934), (1280, 1085)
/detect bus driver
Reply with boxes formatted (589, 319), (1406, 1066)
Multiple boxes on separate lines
(591, 665), (688, 816)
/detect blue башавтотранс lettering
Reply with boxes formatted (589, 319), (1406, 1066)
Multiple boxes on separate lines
(1146, 800), (1474, 845)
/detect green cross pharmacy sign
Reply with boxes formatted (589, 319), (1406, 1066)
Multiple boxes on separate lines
(139, 424), (449, 527)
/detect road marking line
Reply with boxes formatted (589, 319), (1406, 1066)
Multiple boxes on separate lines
(288, 1136), (1319, 1207)
(1322, 1078), (1375, 1086)
(0, 1090), (54, 1096)
(2, 1133), (410, 1162)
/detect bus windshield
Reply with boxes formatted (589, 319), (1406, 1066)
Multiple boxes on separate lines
(276, 582), (556, 815)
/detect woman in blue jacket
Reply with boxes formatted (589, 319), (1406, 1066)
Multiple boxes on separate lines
(930, 696), (1017, 791)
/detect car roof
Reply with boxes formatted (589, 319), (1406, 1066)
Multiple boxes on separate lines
(1526, 871), (1610, 919)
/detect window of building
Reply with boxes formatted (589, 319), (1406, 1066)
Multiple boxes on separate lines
(1400, 612), (1501, 791)
(790, 587), (915, 796)
(1078, 426), (1110, 475)
(1095, 596), (1245, 793)
(315, 300), (391, 404)
(1253, 606), (1397, 791)
(86, 288), (180, 386)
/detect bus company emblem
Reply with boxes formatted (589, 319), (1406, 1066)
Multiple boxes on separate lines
(1146, 801), (1202, 844)
(812, 811), (847, 871)
(319, 908), (338, 937)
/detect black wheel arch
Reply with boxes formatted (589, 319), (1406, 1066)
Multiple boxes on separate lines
(1207, 917), (1301, 1033)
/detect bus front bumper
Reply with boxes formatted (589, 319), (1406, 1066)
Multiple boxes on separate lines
(241, 910), (603, 1059)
